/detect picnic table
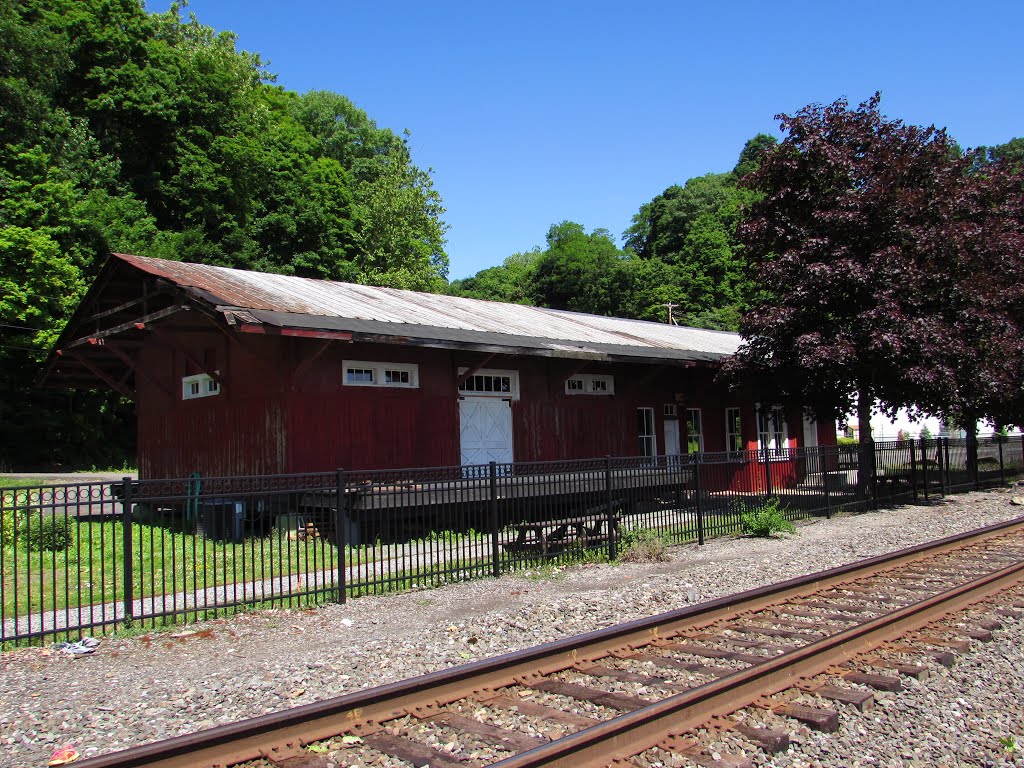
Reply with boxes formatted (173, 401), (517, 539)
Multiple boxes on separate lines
(504, 511), (620, 555)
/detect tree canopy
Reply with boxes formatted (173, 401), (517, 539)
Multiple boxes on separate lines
(0, 0), (448, 468)
(450, 135), (777, 330)
(723, 94), (1024, 475)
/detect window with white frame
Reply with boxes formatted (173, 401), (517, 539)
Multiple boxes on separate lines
(343, 360), (419, 389)
(686, 408), (704, 453)
(725, 407), (743, 454)
(664, 403), (677, 417)
(182, 373), (220, 400)
(564, 373), (614, 396)
(757, 405), (789, 457)
(457, 368), (519, 399)
(637, 407), (656, 458)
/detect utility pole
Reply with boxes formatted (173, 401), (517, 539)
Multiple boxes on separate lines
(661, 302), (679, 325)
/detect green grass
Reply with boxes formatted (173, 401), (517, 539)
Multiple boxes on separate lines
(1, 519), (350, 618)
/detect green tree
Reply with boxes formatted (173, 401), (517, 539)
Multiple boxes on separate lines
(529, 222), (629, 315)
(974, 137), (1024, 170)
(733, 133), (778, 178)
(0, 0), (450, 468)
(449, 250), (542, 304)
(621, 135), (775, 330)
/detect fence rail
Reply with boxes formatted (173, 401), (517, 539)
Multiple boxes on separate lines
(2, 435), (1022, 644)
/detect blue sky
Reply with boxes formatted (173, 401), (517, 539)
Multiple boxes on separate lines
(149, 1), (1023, 279)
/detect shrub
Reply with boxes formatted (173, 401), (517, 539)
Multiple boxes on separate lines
(1, 508), (23, 547)
(19, 514), (73, 552)
(740, 499), (796, 538)
(619, 528), (669, 563)
(836, 436), (859, 448)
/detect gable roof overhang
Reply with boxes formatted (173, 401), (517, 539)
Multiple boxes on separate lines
(40, 254), (741, 393)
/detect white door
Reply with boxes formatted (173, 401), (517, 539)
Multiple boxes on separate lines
(459, 397), (514, 467)
(664, 419), (680, 456)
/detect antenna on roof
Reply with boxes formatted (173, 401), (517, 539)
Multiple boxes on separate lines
(661, 302), (679, 325)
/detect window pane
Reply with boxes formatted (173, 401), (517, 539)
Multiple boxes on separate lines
(347, 368), (374, 383)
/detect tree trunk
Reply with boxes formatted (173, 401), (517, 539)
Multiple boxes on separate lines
(964, 415), (979, 488)
(856, 384), (875, 500)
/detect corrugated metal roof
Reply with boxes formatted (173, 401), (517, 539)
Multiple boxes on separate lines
(117, 253), (740, 362)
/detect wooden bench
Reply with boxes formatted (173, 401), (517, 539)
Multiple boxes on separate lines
(505, 511), (620, 555)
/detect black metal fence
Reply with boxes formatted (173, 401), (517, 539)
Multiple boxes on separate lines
(2, 435), (1022, 644)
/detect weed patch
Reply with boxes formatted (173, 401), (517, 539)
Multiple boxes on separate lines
(740, 498), (796, 538)
(619, 528), (669, 563)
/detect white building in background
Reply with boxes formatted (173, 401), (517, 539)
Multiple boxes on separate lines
(841, 409), (1021, 441)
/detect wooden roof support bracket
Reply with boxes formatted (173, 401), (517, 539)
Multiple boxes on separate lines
(81, 289), (165, 325)
(63, 351), (135, 399)
(146, 325), (221, 385)
(567, 361), (593, 379)
(105, 342), (174, 400)
(457, 353), (498, 387)
(292, 339), (333, 385)
(632, 364), (668, 389)
(66, 305), (186, 349)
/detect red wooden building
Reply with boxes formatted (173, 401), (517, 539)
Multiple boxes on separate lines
(42, 254), (833, 480)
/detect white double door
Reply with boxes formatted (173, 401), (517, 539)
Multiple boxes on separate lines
(459, 397), (513, 467)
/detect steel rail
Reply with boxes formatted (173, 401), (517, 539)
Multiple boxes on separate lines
(493, 553), (1024, 767)
(74, 516), (1024, 768)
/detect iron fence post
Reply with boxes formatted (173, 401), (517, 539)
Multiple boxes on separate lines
(761, 444), (772, 500)
(822, 446), (832, 519)
(998, 436), (1006, 485)
(335, 469), (347, 604)
(870, 443), (879, 511)
(605, 456), (617, 561)
(120, 476), (134, 627)
(489, 461), (500, 578)
(935, 437), (945, 496)
(921, 439), (930, 503)
(695, 454), (705, 544)
(909, 439), (918, 503)
(944, 438), (952, 492)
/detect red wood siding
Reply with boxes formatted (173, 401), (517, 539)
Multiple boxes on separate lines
(129, 322), (834, 478)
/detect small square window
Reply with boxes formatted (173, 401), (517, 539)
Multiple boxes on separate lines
(347, 368), (374, 384)
(564, 373), (614, 396)
(182, 373), (220, 400)
(343, 361), (418, 389)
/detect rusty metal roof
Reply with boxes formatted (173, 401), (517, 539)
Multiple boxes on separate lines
(116, 253), (740, 363)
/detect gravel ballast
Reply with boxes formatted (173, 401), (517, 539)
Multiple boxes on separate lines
(2, 489), (1024, 768)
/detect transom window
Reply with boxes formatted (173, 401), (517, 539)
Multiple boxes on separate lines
(343, 361), (419, 389)
(457, 368), (519, 399)
(564, 374), (615, 396)
(182, 373), (220, 400)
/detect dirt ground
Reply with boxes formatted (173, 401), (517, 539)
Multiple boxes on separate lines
(0, 471), (136, 486)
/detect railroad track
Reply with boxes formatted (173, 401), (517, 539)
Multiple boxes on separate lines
(78, 517), (1024, 768)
